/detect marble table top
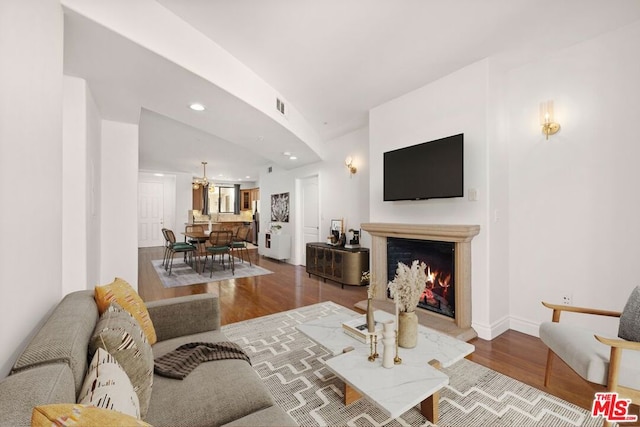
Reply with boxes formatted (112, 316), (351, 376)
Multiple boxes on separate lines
(296, 307), (475, 419)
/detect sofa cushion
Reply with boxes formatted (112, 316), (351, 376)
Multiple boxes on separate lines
(78, 348), (141, 419)
(146, 330), (274, 427)
(89, 303), (154, 418)
(95, 277), (157, 345)
(0, 363), (75, 427)
(11, 290), (98, 395)
(222, 405), (297, 427)
(618, 286), (640, 342)
(32, 404), (152, 427)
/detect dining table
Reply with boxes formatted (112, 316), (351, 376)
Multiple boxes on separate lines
(182, 230), (212, 273)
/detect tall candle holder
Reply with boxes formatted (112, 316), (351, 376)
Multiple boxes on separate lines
(394, 330), (402, 365)
(368, 333), (379, 362)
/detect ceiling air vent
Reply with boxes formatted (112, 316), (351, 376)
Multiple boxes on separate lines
(268, 166), (273, 173)
(276, 98), (285, 115)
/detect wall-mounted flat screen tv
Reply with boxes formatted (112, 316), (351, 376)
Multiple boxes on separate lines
(383, 133), (463, 201)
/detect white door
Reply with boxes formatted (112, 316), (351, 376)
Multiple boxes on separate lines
(300, 176), (319, 266)
(138, 182), (164, 247)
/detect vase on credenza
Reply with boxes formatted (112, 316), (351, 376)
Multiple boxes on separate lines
(366, 298), (375, 333)
(398, 311), (418, 348)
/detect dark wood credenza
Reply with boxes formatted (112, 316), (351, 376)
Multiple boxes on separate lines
(305, 242), (369, 288)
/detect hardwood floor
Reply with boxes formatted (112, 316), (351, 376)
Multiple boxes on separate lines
(138, 246), (604, 411)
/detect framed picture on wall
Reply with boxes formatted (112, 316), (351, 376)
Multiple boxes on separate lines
(270, 192), (290, 222)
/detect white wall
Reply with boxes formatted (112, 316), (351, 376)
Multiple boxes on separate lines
(258, 127), (370, 264)
(507, 20), (640, 337)
(101, 120), (139, 288)
(62, 77), (88, 295)
(86, 81), (102, 288)
(368, 21), (640, 340)
(63, 76), (103, 293)
(0, 0), (63, 377)
(175, 173), (193, 227)
(369, 60), (494, 338)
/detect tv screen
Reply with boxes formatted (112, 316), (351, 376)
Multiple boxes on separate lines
(383, 133), (463, 201)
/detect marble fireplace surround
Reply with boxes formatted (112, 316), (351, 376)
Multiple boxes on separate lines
(358, 223), (480, 341)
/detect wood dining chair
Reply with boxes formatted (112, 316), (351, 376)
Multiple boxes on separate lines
(164, 229), (197, 275)
(204, 230), (234, 277)
(231, 225), (252, 266)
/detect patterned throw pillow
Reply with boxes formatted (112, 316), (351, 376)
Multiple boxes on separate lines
(32, 404), (151, 427)
(95, 277), (157, 345)
(78, 348), (141, 419)
(618, 286), (640, 342)
(90, 303), (154, 418)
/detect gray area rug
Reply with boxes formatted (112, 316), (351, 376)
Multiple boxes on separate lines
(222, 302), (603, 427)
(151, 257), (272, 288)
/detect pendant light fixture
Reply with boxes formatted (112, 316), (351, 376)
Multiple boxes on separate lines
(192, 161), (212, 191)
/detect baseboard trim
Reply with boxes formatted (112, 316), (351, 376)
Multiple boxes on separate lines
(509, 315), (540, 338)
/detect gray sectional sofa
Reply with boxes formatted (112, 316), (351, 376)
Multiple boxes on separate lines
(0, 291), (296, 426)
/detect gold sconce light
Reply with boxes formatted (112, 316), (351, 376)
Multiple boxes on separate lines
(540, 100), (561, 140)
(345, 156), (357, 176)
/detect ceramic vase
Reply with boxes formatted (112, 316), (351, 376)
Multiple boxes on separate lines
(366, 298), (375, 333)
(381, 320), (395, 368)
(398, 311), (418, 348)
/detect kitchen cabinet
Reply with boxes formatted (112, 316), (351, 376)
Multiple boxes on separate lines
(306, 243), (369, 288)
(192, 187), (204, 211)
(241, 187), (260, 211)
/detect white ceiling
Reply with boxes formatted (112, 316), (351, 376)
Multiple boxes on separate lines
(63, 1), (640, 180)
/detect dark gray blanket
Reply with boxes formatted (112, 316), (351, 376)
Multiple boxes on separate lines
(154, 341), (251, 380)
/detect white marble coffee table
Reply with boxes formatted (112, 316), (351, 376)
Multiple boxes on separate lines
(297, 308), (474, 422)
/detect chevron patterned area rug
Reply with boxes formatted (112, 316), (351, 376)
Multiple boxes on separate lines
(151, 257), (272, 288)
(221, 302), (603, 427)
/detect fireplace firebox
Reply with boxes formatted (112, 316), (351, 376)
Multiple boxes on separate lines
(386, 238), (455, 319)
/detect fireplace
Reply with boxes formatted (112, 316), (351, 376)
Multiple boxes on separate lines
(360, 223), (480, 341)
(387, 238), (455, 319)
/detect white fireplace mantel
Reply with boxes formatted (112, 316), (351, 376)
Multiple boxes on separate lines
(360, 223), (480, 341)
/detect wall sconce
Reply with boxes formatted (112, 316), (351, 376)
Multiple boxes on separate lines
(540, 100), (561, 140)
(345, 156), (357, 176)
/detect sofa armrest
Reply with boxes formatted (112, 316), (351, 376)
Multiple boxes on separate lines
(146, 294), (220, 342)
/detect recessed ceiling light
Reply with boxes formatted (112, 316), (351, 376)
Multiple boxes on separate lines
(245, 176), (250, 179)
(189, 103), (205, 111)
(289, 156), (297, 160)
(283, 151), (291, 156)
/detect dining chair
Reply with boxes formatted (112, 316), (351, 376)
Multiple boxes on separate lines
(204, 230), (234, 277)
(164, 229), (197, 275)
(539, 286), (640, 426)
(185, 224), (205, 244)
(161, 228), (171, 267)
(231, 225), (252, 266)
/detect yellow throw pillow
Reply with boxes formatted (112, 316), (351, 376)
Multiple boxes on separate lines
(95, 277), (157, 345)
(32, 404), (152, 427)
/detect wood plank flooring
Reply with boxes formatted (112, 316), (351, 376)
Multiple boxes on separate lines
(138, 246), (605, 411)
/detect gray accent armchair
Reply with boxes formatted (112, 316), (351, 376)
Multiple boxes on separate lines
(539, 286), (640, 426)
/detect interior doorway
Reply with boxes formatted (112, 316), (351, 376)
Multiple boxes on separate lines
(138, 181), (164, 247)
(298, 175), (319, 266)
